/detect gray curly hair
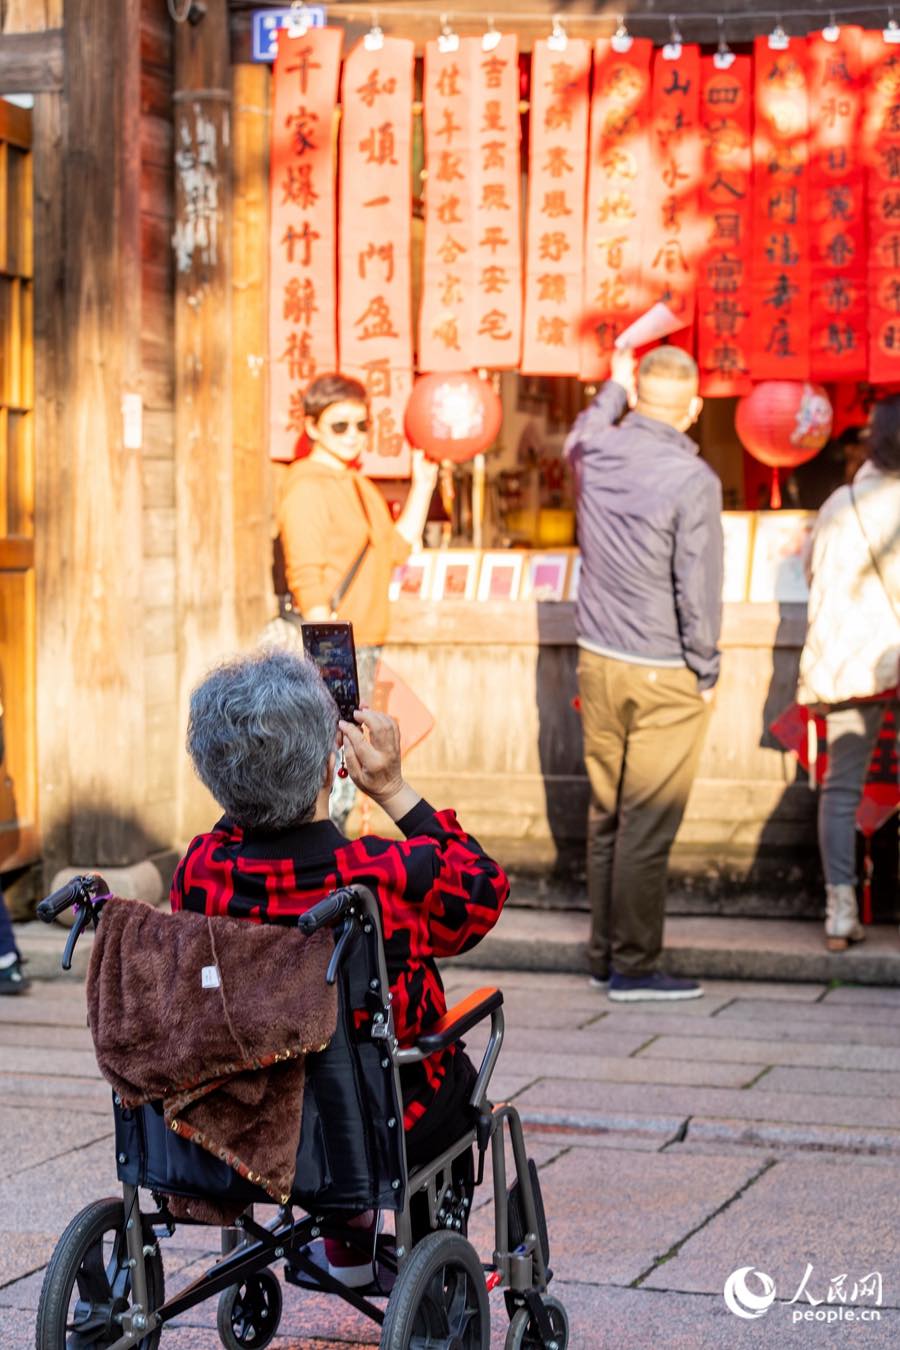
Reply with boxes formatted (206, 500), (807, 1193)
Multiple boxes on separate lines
(187, 649), (339, 830)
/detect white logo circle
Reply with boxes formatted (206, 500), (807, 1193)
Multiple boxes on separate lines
(723, 1267), (777, 1319)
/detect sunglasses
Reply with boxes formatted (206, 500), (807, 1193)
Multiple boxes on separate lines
(323, 419), (370, 435)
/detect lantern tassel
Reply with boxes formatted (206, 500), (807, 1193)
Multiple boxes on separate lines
(770, 466), (782, 510)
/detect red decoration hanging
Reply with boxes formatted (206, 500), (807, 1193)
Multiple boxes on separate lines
(735, 381), (833, 506)
(404, 372), (502, 464)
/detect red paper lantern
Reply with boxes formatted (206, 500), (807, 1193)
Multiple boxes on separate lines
(735, 381), (833, 508)
(404, 372), (502, 464)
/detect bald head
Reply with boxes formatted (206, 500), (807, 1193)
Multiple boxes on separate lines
(635, 345), (701, 432)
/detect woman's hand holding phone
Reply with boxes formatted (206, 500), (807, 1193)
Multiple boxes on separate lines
(338, 709), (420, 820)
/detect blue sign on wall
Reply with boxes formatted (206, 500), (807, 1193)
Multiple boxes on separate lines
(251, 7), (327, 62)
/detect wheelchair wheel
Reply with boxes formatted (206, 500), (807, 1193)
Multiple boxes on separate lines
(380, 1230), (489, 1349)
(35, 1196), (164, 1349)
(504, 1295), (569, 1350)
(217, 1271), (282, 1349)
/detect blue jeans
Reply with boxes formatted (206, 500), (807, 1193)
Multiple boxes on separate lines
(819, 701), (899, 886)
(0, 883), (19, 960)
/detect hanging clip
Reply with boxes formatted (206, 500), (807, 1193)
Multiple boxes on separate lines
(885, 8), (900, 42)
(611, 13), (633, 53)
(767, 17), (789, 51)
(714, 16), (735, 69)
(287, 0), (310, 38)
(548, 14), (568, 52)
(438, 13), (460, 53)
(482, 15), (501, 52)
(662, 15), (683, 60)
(823, 12), (840, 42)
(364, 11), (384, 51)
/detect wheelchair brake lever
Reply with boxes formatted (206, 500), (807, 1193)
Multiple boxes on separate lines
(61, 904), (92, 971)
(325, 917), (355, 985)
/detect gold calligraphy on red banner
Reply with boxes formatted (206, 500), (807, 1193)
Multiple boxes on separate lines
(697, 54), (753, 395)
(750, 36), (811, 379)
(521, 38), (591, 376)
(269, 27), (343, 461)
(580, 38), (652, 382)
(862, 31), (900, 383)
(808, 28), (867, 379)
(419, 40), (476, 371)
(645, 44), (702, 328)
(339, 36), (413, 476)
(470, 34), (522, 369)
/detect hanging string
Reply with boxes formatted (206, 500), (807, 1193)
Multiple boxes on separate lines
(234, 0), (900, 24)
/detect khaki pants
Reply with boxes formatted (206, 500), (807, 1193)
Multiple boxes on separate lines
(578, 649), (711, 978)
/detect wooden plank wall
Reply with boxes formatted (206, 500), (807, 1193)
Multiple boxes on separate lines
(140, 0), (178, 852)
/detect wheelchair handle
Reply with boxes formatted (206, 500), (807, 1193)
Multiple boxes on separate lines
(37, 873), (109, 923)
(297, 887), (357, 935)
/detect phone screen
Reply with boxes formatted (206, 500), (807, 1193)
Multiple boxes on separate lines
(301, 622), (361, 722)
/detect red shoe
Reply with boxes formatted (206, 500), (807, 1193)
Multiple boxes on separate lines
(323, 1211), (380, 1288)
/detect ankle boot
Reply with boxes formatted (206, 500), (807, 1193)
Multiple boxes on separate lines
(825, 883), (865, 952)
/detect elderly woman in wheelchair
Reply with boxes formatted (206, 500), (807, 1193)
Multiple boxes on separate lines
(35, 649), (569, 1350)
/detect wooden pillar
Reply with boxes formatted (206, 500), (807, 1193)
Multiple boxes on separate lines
(232, 63), (272, 649)
(61, 0), (146, 864)
(173, 0), (235, 838)
(32, 89), (69, 882)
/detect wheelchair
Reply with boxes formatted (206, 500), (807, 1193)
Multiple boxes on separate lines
(34, 875), (569, 1350)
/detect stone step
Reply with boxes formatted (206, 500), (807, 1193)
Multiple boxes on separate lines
(17, 908), (900, 987)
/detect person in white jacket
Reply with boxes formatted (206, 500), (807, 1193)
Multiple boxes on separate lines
(797, 397), (900, 950)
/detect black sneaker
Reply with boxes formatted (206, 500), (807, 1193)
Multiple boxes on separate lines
(608, 971), (703, 1003)
(0, 959), (30, 995)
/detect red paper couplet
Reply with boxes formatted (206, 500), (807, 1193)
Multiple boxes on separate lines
(268, 27), (343, 461)
(339, 37), (414, 477)
(697, 54), (753, 396)
(521, 38), (591, 376)
(643, 44), (702, 329)
(808, 28), (867, 380)
(862, 31), (900, 384)
(749, 36), (811, 380)
(471, 34), (523, 369)
(419, 39), (477, 372)
(579, 38), (652, 382)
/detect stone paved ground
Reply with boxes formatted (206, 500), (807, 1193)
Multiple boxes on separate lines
(3, 968), (900, 1347)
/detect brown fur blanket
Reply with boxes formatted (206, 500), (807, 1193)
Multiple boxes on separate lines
(86, 897), (337, 1223)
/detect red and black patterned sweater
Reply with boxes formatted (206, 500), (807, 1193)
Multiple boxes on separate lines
(170, 798), (509, 1131)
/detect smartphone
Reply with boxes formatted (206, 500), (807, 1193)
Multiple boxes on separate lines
(301, 622), (361, 722)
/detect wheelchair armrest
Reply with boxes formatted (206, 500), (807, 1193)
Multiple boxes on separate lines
(416, 987), (503, 1055)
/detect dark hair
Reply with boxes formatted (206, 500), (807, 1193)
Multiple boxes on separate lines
(303, 373), (368, 422)
(868, 395), (900, 474)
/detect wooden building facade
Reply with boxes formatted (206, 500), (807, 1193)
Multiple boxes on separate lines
(0, 0), (892, 915)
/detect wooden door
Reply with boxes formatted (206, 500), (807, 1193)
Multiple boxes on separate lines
(0, 99), (36, 871)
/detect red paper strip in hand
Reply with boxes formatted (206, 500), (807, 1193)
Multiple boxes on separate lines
(697, 53), (753, 396)
(339, 36), (414, 477)
(521, 38), (591, 376)
(749, 35), (812, 379)
(643, 43), (702, 333)
(579, 37), (653, 382)
(268, 27), (343, 461)
(862, 30), (900, 384)
(470, 34), (523, 370)
(808, 27), (867, 380)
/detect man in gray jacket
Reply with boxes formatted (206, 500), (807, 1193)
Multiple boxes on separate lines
(565, 344), (723, 1002)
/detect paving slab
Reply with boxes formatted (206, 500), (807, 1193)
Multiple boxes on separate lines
(0, 1044), (102, 1078)
(0, 1105), (112, 1181)
(639, 1034), (900, 1072)
(601, 1009), (900, 1047)
(472, 1146), (763, 1286)
(821, 985), (900, 1008)
(0, 1138), (119, 1234)
(642, 1156), (900, 1321)
(761, 1066), (900, 1099)
(512, 1078), (900, 1135)
(498, 1050), (759, 1089)
(0, 1023), (93, 1049)
(0, 1073), (110, 1113)
(0, 1233), (56, 1289)
(682, 1117), (900, 1157)
(713, 998), (900, 1033)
